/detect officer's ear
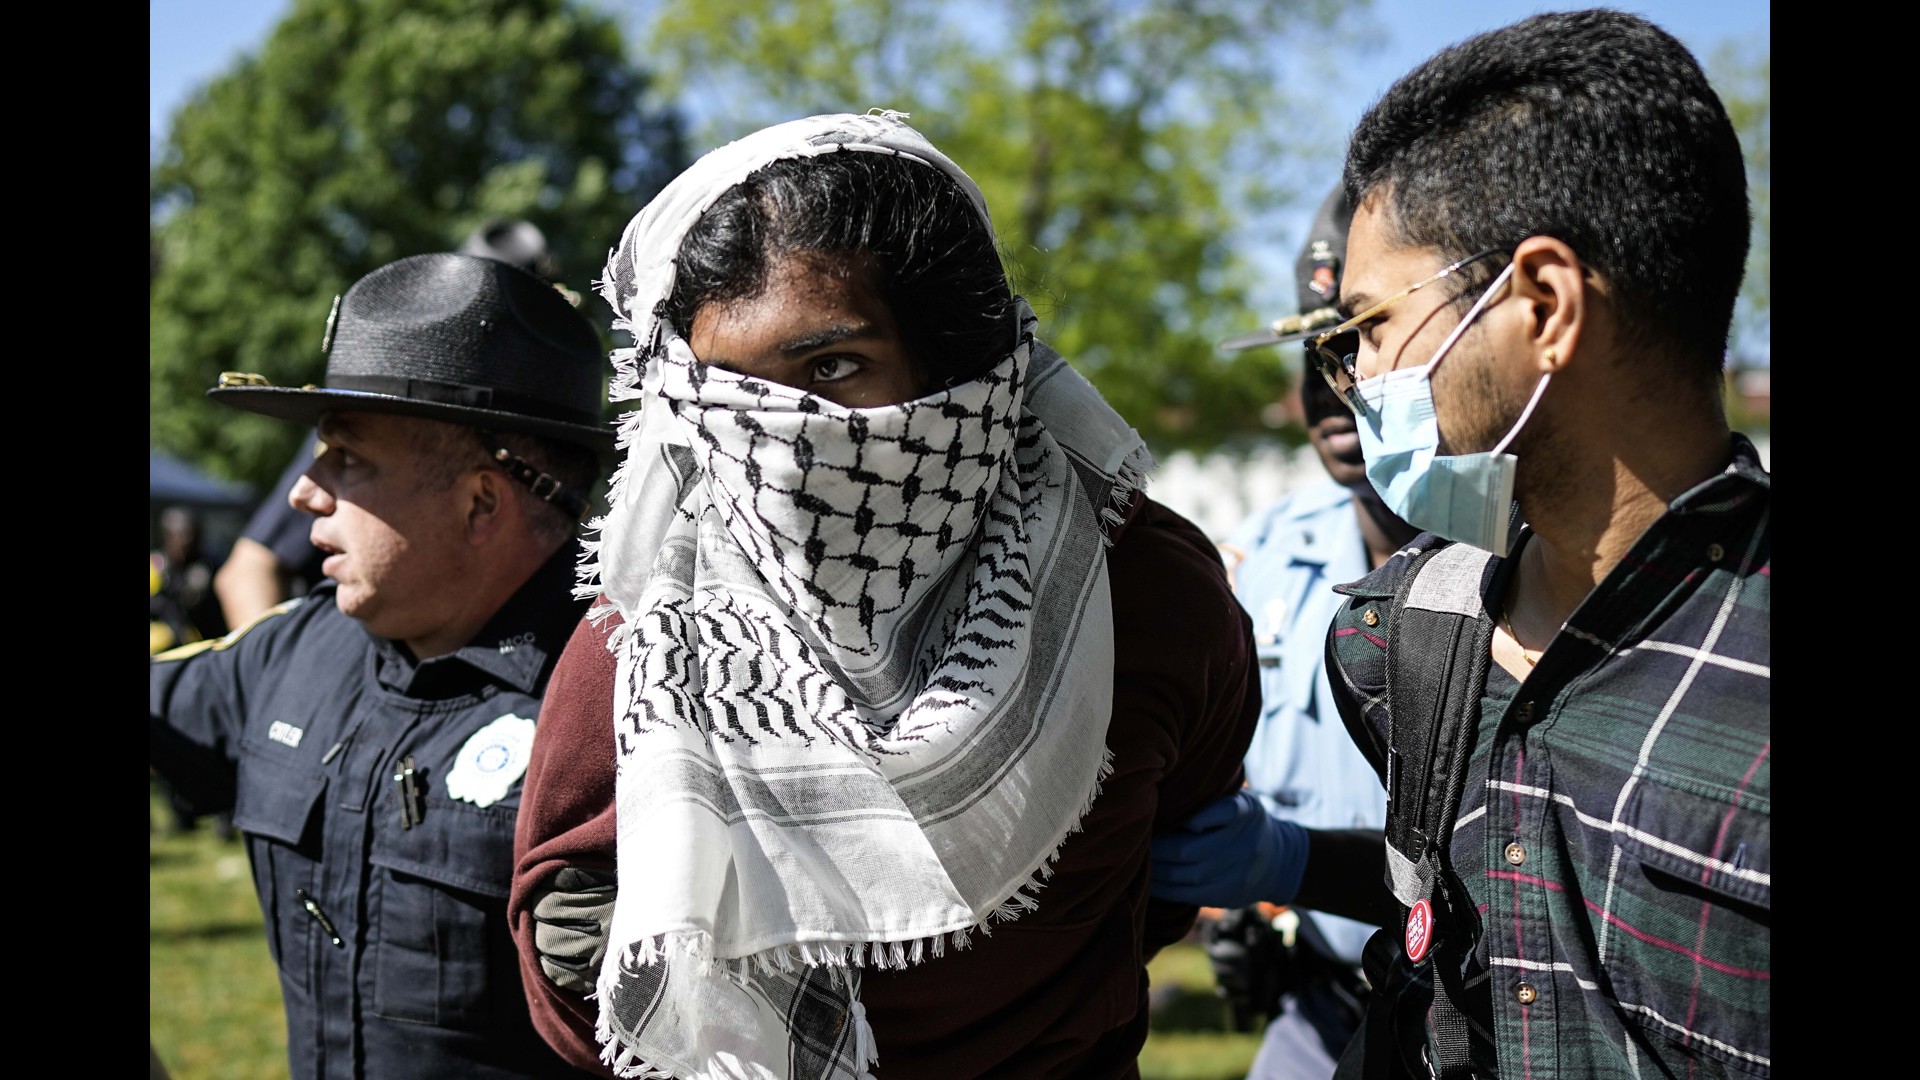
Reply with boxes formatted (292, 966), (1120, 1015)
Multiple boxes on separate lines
(462, 466), (510, 546)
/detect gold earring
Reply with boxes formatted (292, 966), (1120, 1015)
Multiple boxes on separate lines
(1544, 348), (1558, 364)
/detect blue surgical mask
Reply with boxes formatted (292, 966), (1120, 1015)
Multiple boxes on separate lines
(1352, 262), (1551, 556)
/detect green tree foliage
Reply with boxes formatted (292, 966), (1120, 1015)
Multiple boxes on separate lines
(1711, 36), (1768, 369)
(151, 0), (687, 490)
(632, 0), (1366, 454)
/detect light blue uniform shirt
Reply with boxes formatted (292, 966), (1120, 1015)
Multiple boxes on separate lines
(1225, 479), (1388, 966)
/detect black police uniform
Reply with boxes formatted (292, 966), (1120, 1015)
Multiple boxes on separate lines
(150, 544), (591, 1080)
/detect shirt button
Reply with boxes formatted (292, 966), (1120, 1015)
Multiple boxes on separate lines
(1515, 982), (1538, 1004)
(1707, 542), (1725, 562)
(1363, 608), (1379, 627)
(1505, 842), (1526, 866)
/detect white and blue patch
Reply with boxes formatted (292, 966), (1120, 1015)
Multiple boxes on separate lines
(445, 713), (537, 809)
(268, 721), (304, 748)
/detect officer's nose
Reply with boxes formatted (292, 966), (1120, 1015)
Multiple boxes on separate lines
(289, 471), (334, 516)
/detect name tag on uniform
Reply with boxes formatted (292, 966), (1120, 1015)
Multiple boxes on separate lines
(268, 721), (304, 748)
(445, 713), (536, 809)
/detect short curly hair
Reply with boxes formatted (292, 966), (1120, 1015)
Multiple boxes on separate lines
(1344, 9), (1750, 386)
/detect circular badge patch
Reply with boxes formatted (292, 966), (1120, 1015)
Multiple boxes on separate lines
(445, 712), (536, 809)
(1405, 898), (1435, 964)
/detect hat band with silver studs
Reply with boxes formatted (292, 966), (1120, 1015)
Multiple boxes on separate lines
(328, 374), (598, 426)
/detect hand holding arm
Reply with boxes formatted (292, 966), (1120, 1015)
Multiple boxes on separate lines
(1151, 794), (1397, 927)
(1149, 790), (1310, 910)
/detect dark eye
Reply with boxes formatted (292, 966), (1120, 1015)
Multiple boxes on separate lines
(812, 356), (862, 383)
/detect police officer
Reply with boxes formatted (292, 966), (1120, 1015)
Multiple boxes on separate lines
(150, 252), (611, 1079)
(1192, 185), (1419, 1079)
(213, 219), (568, 630)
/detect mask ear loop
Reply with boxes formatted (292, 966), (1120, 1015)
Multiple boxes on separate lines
(1492, 363), (1554, 457)
(1426, 260), (1517, 378)
(1421, 258), (1550, 456)
(1355, 259), (1520, 414)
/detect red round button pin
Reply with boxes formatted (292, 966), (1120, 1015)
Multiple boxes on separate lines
(1405, 898), (1434, 963)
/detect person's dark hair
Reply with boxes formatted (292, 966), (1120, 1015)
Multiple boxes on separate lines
(666, 152), (1017, 388)
(1343, 9), (1750, 385)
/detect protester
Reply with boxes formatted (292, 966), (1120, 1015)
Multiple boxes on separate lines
(507, 110), (1260, 1080)
(1152, 10), (1769, 1078)
(150, 252), (613, 1079)
(1207, 183), (1418, 1079)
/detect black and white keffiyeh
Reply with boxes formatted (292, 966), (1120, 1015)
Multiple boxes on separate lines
(580, 111), (1153, 1080)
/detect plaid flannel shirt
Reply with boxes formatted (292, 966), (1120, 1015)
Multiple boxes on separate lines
(1329, 433), (1770, 1078)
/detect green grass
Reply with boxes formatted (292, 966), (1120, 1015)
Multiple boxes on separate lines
(150, 785), (288, 1080)
(1140, 940), (1262, 1080)
(150, 785), (1255, 1079)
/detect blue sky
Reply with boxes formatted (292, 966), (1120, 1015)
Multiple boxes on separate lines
(150, 2), (1770, 145)
(1314, 2), (1767, 129)
(151, 1), (1769, 353)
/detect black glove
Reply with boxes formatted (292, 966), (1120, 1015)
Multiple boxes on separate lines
(530, 867), (617, 994)
(1199, 906), (1291, 1032)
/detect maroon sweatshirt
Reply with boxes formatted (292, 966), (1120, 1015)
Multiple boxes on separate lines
(509, 497), (1258, 1078)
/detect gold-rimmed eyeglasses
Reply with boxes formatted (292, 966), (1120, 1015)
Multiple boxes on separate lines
(1308, 248), (1505, 411)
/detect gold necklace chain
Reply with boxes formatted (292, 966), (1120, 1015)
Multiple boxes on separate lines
(1503, 602), (1538, 667)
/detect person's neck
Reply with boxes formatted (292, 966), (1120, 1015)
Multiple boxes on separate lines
(1516, 409), (1732, 632)
(402, 535), (563, 660)
(405, 607), (504, 662)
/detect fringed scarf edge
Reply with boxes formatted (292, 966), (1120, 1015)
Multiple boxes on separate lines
(591, 741), (1117, 1078)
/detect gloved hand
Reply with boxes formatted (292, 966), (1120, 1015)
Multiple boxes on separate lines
(1150, 790), (1310, 909)
(530, 867), (618, 994)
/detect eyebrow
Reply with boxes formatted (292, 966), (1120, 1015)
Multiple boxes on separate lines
(702, 321), (884, 373)
(1335, 293), (1375, 321)
(777, 321), (882, 356)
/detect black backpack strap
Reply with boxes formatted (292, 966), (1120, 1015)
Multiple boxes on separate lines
(1383, 542), (1498, 1079)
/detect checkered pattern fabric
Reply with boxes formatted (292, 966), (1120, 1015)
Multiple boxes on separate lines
(578, 113), (1153, 1080)
(669, 340), (1021, 665)
(1329, 434), (1770, 1079)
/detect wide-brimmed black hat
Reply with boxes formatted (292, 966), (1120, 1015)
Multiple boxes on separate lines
(208, 253), (610, 449)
